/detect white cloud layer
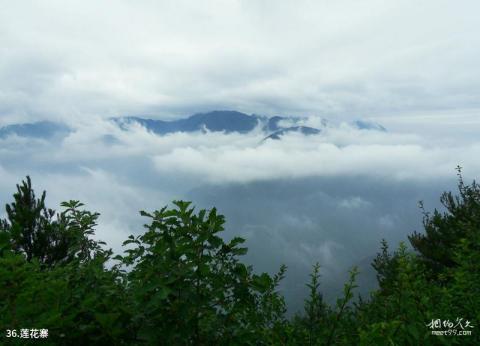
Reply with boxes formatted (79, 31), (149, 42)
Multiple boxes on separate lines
(1, 0), (480, 309)
(1, 0), (480, 124)
(0, 115), (476, 308)
(1, 116), (479, 253)
(3, 116), (480, 186)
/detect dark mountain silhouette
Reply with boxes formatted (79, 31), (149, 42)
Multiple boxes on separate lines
(0, 121), (70, 139)
(115, 111), (332, 140)
(352, 120), (387, 132)
(266, 116), (287, 132)
(118, 110), (261, 134)
(0, 111), (387, 142)
(262, 126), (321, 141)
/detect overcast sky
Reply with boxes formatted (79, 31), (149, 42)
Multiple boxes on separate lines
(1, 0), (480, 125)
(1, 1), (480, 310)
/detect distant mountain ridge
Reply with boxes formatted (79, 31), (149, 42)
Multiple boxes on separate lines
(117, 110), (387, 140)
(0, 111), (387, 141)
(0, 121), (70, 139)
(352, 120), (386, 132)
(115, 111), (326, 140)
(118, 111), (260, 135)
(263, 126), (321, 141)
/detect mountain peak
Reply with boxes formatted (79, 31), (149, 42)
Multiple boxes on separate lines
(113, 112), (387, 140)
(263, 126), (321, 141)
(352, 120), (387, 132)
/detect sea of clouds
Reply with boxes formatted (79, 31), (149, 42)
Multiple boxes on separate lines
(2, 0), (480, 311)
(1, 113), (479, 310)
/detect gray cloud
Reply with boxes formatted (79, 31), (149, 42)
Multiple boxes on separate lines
(1, 1), (480, 123)
(0, 119), (474, 310)
(1, 0), (480, 311)
(187, 175), (451, 310)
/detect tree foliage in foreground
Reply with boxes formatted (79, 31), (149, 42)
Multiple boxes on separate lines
(120, 201), (287, 344)
(1, 172), (479, 345)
